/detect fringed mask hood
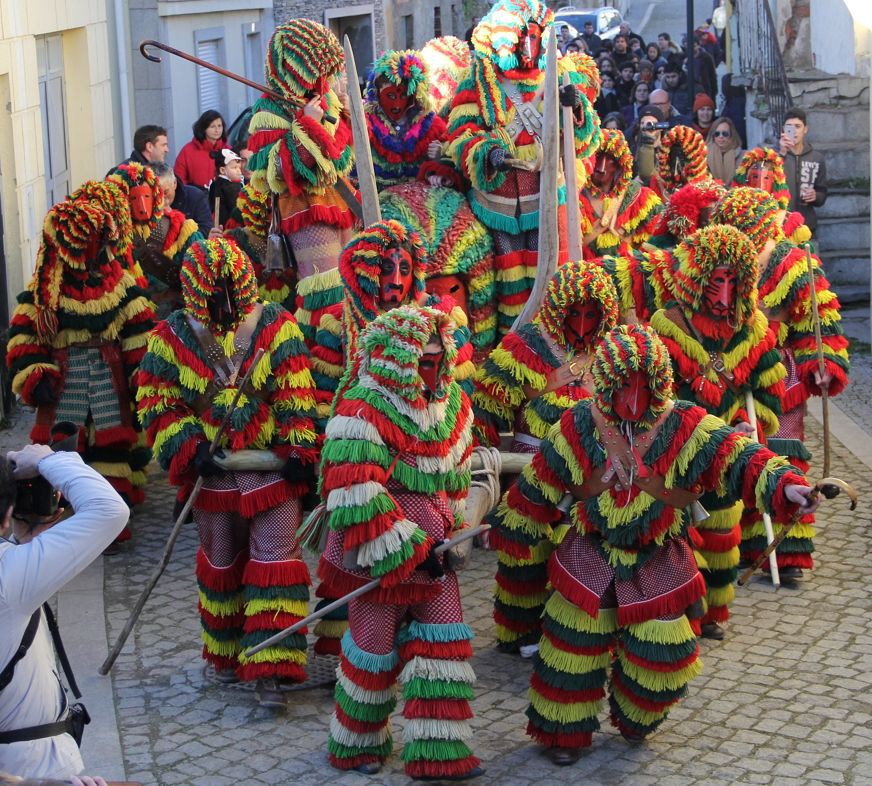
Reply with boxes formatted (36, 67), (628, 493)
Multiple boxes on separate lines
(589, 128), (633, 199)
(357, 304), (458, 403)
(657, 126), (709, 190)
(663, 180), (727, 240)
(592, 324), (674, 427)
(420, 36), (470, 115)
(366, 50), (432, 117)
(265, 19), (344, 99)
(106, 162), (164, 237)
(30, 200), (120, 340)
(732, 147), (789, 211)
(671, 224), (759, 331)
(536, 260), (620, 351)
(711, 186), (784, 252)
(236, 184), (270, 237)
(340, 219), (428, 327)
(561, 51), (601, 103)
(180, 238), (259, 331)
(70, 180), (134, 259)
(472, 0), (553, 71)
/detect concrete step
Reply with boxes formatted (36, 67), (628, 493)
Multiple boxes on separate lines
(830, 284), (869, 306)
(810, 141), (871, 184)
(818, 188), (870, 219)
(816, 214), (871, 251)
(800, 106), (870, 147)
(818, 247), (871, 288)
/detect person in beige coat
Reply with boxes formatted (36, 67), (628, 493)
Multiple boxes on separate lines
(706, 116), (744, 184)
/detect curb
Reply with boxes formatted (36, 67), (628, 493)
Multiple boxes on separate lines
(807, 395), (872, 471)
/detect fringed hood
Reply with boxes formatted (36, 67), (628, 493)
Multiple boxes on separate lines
(471, 0), (553, 72)
(235, 184), (270, 237)
(657, 126), (710, 191)
(366, 49), (433, 117)
(265, 19), (344, 99)
(420, 36), (470, 116)
(588, 128), (634, 200)
(711, 186), (785, 252)
(106, 162), (164, 238)
(70, 180), (134, 259)
(662, 180), (726, 240)
(732, 147), (790, 211)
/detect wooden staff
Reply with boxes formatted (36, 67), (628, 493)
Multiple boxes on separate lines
(804, 243), (831, 477)
(744, 390), (781, 587)
(561, 72), (582, 263)
(99, 349), (265, 675)
(243, 524), (490, 658)
(213, 197), (221, 230)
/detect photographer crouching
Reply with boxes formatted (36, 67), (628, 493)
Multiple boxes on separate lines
(0, 425), (128, 780)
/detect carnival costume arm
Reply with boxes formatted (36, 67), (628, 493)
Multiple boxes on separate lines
(320, 414), (434, 587)
(6, 292), (64, 406)
(164, 212), (203, 266)
(619, 184), (664, 248)
(760, 244), (849, 398)
(471, 323), (559, 446)
(118, 287), (158, 385)
(247, 94), (353, 196)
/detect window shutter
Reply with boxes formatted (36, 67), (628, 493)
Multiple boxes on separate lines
(197, 39), (221, 113)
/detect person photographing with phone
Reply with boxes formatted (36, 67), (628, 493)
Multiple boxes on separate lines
(779, 108), (828, 239)
(0, 429), (129, 779)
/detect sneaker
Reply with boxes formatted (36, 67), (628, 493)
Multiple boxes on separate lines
(519, 643), (540, 659)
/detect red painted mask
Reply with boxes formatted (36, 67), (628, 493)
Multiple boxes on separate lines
(378, 83), (412, 122)
(419, 342), (445, 396)
(591, 153), (619, 193)
(129, 184), (154, 223)
(748, 164), (775, 194)
(564, 303), (601, 351)
(207, 277), (236, 327)
(426, 274), (468, 316)
(612, 369), (652, 421)
(378, 247), (414, 308)
(703, 265), (737, 320)
(517, 22), (543, 70)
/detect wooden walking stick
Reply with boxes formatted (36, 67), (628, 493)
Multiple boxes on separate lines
(744, 390), (781, 587)
(738, 477), (857, 586)
(804, 243), (831, 477)
(242, 524), (490, 658)
(213, 197), (221, 231)
(99, 348), (265, 675)
(561, 72), (582, 263)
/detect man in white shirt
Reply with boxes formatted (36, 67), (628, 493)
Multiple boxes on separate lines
(0, 444), (128, 779)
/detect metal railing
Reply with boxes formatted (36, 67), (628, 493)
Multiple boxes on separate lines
(735, 0), (793, 142)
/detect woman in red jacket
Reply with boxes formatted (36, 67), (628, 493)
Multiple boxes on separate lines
(174, 110), (226, 189)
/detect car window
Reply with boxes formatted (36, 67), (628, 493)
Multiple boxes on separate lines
(606, 10), (621, 30)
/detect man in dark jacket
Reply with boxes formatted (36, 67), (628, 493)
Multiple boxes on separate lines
(780, 107), (828, 237)
(149, 162), (213, 234)
(580, 20), (602, 57)
(121, 125), (169, 166)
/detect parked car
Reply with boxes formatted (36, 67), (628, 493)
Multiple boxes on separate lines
(226, 106), (253, 151)
(554, 6), (624, 41)
(555, 20), (580, 41)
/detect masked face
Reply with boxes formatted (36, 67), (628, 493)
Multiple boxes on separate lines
(419, 336), (445, 396)
(612, 369), (652, 422)
(378, 83), (412, 122)
(129, 184), (154, 223)
(206, 276), (236, 328)
(426, 274), (468, 316)
(517, 22), (543, 70)
(703, 265), (737, 320)
(591, 153), (620, 193)
(378, 247), (414, 308)
(564, 303), (601, 351)
(669, 147), (687, 180)
(748, 164), (776, 194)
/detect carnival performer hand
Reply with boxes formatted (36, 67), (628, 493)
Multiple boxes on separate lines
(488, 146), (511, 172)
(559, 83), (580, 108)
(7, 443), (54, 480)
(416, 542), (445, 579)
(208, 225), (224, 239)
(303, 96), (324, 123)
(194, 441), (224, 478)
(778, 133), (795, 156)
(282, 453), (316, 485)
(542, 360), (585, 394)
(733, 421), (756, 437)
(428, 174), (450, 187)
(785, 484), (821, 515)
(813, 368), (833, 390)
(33, 376), (58, 406)
(427, 140), (443, 159)
(70, 776), (109, 786)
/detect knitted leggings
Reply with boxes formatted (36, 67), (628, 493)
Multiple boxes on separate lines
(526, 591), (702, 749)
(327, 573), (480, 779)
(696, 501), (742, 625)
(194, 484), (309, 682)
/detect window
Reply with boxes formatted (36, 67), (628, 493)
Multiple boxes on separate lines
(404, 14), (414, 48)
(36, 34), (70, 208)
(434, 7), (442, 38)
(194, 29), (226, 117)
(243, 23), (264, 107)
(325, 7), (376, 83)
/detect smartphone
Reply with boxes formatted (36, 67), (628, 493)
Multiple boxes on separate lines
(784, 126), (796, 142)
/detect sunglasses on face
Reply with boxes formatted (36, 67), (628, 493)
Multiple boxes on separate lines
(712, 130), (731, 138)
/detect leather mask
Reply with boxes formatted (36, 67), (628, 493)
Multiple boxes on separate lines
(612, 369), (652, 422)
(518, 22), (543, 70)
(591, 153), (619, 193)
(129, 184), (154, 223)
(426, 274), (468, 317)
(564, 303), (601, 351)
(703, 265), (737, 321)
(378, 247), (414, 308)
(207, 276), (236, 328)
(748, 164), (776, 194)
(419, 344), (445, 396)
(378, 83), (412, 123)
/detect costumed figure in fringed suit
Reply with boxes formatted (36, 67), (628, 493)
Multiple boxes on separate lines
(713, 188), (849, 580)
(446, 0), (602, 336)
(380, 181), (497, 364)
(649, 225), (787, 639)
(224, 183), (296, 310)
(136, 238), (318, 707)
(318, 305), (484, 781)
(473, 261), (619, 654)
(107, 161), (202, 318)
(420, 36), (471, 119)
(650, 125), (710, 201)
(731, 147), (813, 245)
(246, 19), (358, 423)
(580, 129), (662, 259)
(6, 198), (155, 537)
(489, 323), (818, 765)
(364, 50), (454, 190)
(646, 179), (726, 250)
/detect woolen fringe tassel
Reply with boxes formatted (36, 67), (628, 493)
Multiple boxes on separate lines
(196, 549), (246, 671)
(493, 546), (552, 649)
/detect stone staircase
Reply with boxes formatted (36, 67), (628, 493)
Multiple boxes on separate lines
(788, 72), (870, 304)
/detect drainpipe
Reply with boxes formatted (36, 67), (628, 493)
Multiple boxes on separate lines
(113, 0), (132, 157)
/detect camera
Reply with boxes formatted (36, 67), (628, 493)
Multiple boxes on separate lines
(13, 422), (79, 519)
(641, 121), (670, 132)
